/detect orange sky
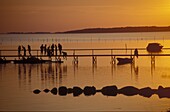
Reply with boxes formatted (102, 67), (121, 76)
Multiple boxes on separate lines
(0, 0), (170, 33)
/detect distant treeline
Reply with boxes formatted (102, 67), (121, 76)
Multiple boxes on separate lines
(63, 26), (170, 33)
(4, 26), (170, 34)
(6, 32), (55, 34)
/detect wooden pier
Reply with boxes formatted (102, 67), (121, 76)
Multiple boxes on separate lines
(1, 48), (170, 64)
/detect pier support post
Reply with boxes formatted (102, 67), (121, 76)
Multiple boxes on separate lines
(92, 49), (97, 64)
(110, 49), (116, 64)
(151, 55), (155, 64)
(92, 56), (97, 64)
(73, 56), (79, 64)
(73, 50), (78, 64)
(110, 56), (116, 64)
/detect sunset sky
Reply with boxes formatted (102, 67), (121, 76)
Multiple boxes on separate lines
(0, 0), (170, 33)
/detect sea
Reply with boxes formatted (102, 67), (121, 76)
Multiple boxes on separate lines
(0, 32), (170, 111)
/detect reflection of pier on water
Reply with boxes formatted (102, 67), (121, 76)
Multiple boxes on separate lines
(0, 64), (6, 80)
(17, 63), (67, 88)
(15, 60), (157, 91)
(16, 63), (155, 88)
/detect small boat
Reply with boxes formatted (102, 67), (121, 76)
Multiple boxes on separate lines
(0, 57), (11, 64)
(13, 56), (50, 64)
(117, 58), (133, 65)
(146, 43), (163, 53)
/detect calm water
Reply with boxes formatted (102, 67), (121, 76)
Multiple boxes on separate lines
(0, 32), (170, 111)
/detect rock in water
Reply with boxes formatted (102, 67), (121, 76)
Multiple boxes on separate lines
(43, 89), (50, 93)
(101, 85), (117, 96)
(119, 86), (139, 96)
(67, 88), (73, 94)
(33, 89), (41, 94)
(73, 86), (83, 97)
(51, 87), (57, 95)
(84, 86), (96, 96)
(139, 87), (153, 98)
(59, 86), (67, 96)
(157, 86), (170, 98)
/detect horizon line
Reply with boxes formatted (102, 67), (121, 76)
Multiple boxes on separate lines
(1, 25), (170, 34)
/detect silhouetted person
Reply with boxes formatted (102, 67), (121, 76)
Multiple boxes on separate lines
(47, 46), (51, 59)
(58, 43), (62, 55)
(44, 44), (47, 55)
(134, 48), (138, 58)
(51, 43), (54, 55)
(22, 46), (26, 57)
(18, 45), (21, 59)
(28, 45), (31, 56)
(55, 44), (58, 56)
(40, 44), (44, 55)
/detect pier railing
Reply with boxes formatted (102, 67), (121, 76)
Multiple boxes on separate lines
(1, 48), (170, 64)
(1, 48), (170, 56)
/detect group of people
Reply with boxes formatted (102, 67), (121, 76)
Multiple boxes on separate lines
(17, 43), (64, 59)
(40, 43), (63, 58)
(18, 45), (31, 59)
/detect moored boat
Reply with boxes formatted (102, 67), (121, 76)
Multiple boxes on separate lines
(146, 43), (163, 53)
(117, 58), (133, 65)
(13, 56), (50, 64)
(0, 57), (11, 64)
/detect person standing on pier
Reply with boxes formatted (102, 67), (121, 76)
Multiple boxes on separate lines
(22, 46), (26, 57)
(134, 48), (138, 58)
(28, 45), (31, 56)
(55, 44), (58, 57)
(18, 45), (21, 59)
(40, 44), (44, 55)
(58, 43), (62, 55)
(51, 43), (54, 55)
(44, 44), (47, 55)
(47, 46), (51, 60)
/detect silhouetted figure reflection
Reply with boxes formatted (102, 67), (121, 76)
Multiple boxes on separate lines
(23, 64), (26, 76)
(28, 64), (32, 84)
(18, 64), (21, 80)
(58, 64), (63, 85)
(17, 64), (27, 88)
(38, 63), (67, 87)
(63, 65), (67, 75)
